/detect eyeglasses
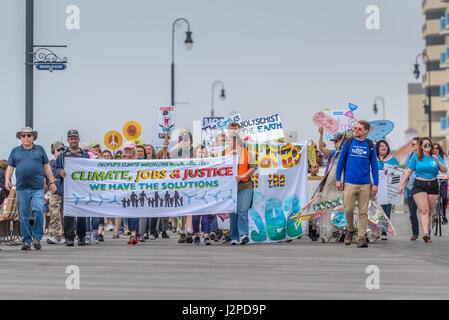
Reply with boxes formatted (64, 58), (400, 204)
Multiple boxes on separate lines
(354, 127), (363, 132)
(423, 143), (432, 148)
(21, 134), (32, 138)
(56, 148), (65, 152)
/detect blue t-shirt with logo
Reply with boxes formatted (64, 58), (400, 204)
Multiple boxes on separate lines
(407, 154), (443, 180)
(336, 138), (379, 186)
(7, 144), (49, 190)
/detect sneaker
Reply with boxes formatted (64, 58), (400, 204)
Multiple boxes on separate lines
(98, 233), (104, 242)
(215, 234), (222, 242)
(239, 235), (249, 245)
(85, 233), (91, 245)
(47, 236), (59, 244)
(144, 233), (150, 239)
(105, 224), (115, 231)
(186, 234), (193, 244)
(119, 227), (124, 234)
(223, 235), (231, 243)
(381, 235), (388, 240)
(112, 233), (120, 239)
(78, 237), (86, 246)
(138, 235), (146, 242)
(93, 231), (99, 244)
(443, 217), (448, 225)
(60, 237), (66, 244)
(193, 236), (201, 245)
(21, 243), (31, 250)
(344, 231), (355, 245)
(128, 236), (138, 245)
(357, 238), (368, 248)
(149, 234), (156, 240)
(178, 233), (186, 243)
(161, 231), (169, 239)
(204, 237), (211, 245)
(209, 232), (216, 241)
(410, 234), (418, 241)
(230, 240), (239, 245)
(32, 239), (41, 250)
(66, 238), (75, 246)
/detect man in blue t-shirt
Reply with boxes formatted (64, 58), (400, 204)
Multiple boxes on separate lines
(5, 127), (57, 250)
(404, 137), (420, 240)
(336, 121), (379, 248)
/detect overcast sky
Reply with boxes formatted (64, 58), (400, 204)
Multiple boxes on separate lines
(0, 0), (424, 159)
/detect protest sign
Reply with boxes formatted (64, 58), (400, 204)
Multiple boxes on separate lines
(367, 120), (394, 141)
(322, 109), (357, 140)
(122, 121), (142, 141)
(63, 156), (237, 218)
(312, 111), (339, 134)
(377, 163), (403, 206)
(240, 114), (284, 143)
(248, 142), (308, 243)
(201, 114), (241, 149)
(152, 106), (176, 148)
(104, 131), (123, 151)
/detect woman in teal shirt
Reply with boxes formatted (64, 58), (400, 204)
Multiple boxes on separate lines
(376, 140), (399, 240)
(399, 138), (447, 243)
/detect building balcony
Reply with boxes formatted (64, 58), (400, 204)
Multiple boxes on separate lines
(422, 0), (447, 13)
(424, 44), (446, 61)
(422, 69), (449, 88)
(423, 19), (443, 38)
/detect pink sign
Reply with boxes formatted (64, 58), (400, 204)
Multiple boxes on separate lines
(312, 111), (339, 134)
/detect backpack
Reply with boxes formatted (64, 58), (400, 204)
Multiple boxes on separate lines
(342, 137), (374, 182)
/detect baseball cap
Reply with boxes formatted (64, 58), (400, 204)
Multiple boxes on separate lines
(67, 129), (79, 138)
(53, 141), (65, 150)
(89, 142), (101, 149)
(330, 133), (343, 142)
(123, 141), (135, 149)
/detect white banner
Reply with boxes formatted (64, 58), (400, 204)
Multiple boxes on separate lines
(63, 156), (238, 218)
(248, 142), (308, 243)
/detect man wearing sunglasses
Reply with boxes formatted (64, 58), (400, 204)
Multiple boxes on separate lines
(404, 137), (421, 239)
(336, 121), (379, 248)
(47, 141), (66, 244)
(5, 127), (57, 250)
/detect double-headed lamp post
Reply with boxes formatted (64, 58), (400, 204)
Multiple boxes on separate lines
(372, 96), (385, 120)
(211, 80), (226, 117)
(171, 18), (193, 107)
(414, 52), (432, 138)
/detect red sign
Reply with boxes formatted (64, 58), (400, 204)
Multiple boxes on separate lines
(312, 111), (339, 134)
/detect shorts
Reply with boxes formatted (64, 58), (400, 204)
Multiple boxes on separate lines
(411, 179), (439, 196)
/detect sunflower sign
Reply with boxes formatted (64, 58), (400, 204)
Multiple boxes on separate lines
(122, 121), (142, 141)
(104, 131), (123, 151)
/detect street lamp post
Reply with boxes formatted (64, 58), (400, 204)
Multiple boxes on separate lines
(171, 18), (193, 107)
(372, 96), (385, 120)
(211, 80), (226, 117)
(414, 52), (432, 138)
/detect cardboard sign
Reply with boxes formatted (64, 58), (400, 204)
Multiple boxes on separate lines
(312, 111), (339, 134)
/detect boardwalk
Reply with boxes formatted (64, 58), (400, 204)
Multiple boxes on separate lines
(1, 212), (449, 300)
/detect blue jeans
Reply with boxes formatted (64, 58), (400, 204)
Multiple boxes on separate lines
(407, 194), (419, 236)
(85, 217), (102, 232)
(230, 188), (253, 241)
(16, 188), (44, 244)
(128, 218), (139, 232)
(380, 204), (392, 236)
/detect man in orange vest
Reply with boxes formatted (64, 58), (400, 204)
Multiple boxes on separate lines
(225, 124), (257, 245)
